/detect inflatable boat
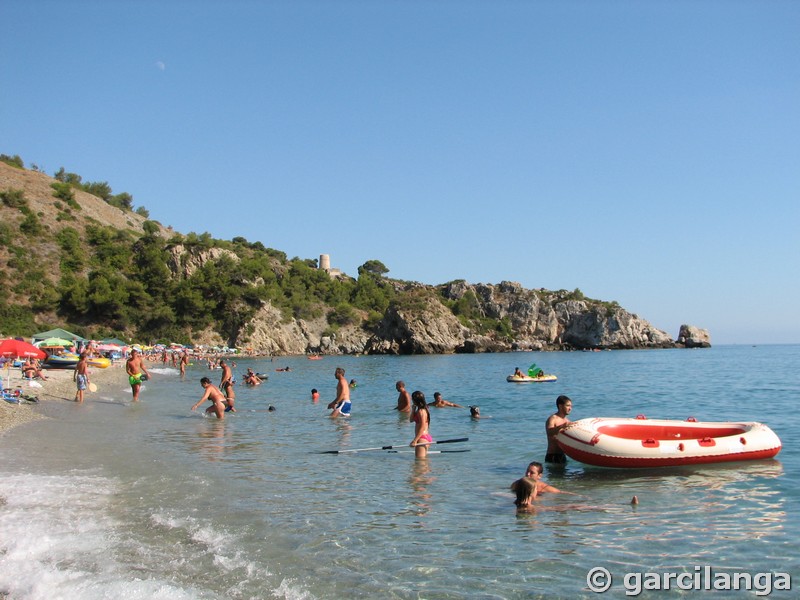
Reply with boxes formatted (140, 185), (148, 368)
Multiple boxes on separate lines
(44, 352), (80, 369)
(556, 416), (782, 468)
(87, 356), (111, 369)
(506, 374), (557, 383)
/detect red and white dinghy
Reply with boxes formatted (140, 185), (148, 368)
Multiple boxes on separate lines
(556, 416), (782, 468)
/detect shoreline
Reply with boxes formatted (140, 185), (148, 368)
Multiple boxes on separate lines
(0, 363), (126, 436)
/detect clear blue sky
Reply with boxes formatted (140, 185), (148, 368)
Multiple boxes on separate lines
(2, 1), (798, 344)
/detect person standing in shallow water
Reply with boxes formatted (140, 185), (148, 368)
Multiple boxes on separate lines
(545, 395), (573, 463)
(409, 391), (433, 459)
(395, 380), (411, 413)
(191, 377), (226, 419)
(328, 367), (351, 417)
(126, 349), (151, 402)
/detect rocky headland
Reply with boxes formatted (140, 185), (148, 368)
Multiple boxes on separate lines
(241, 280), (706, 355)
(0, 160), (709, 355)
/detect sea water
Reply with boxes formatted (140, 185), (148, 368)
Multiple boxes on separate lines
(0, 346), (798, 599)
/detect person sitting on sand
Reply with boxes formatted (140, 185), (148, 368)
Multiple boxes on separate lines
(191, 377), (226, 419)
(22, 358), (48, 381)
(430, 392), (463, 408)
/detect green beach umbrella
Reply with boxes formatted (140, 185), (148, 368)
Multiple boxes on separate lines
(41, 337), (73, 347)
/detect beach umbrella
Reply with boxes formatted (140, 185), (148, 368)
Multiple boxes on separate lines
(41, 337), (73, 347)
(0, 339), (47, 360)
(96, 343), (122, 352)
(0, 339), (46, 388)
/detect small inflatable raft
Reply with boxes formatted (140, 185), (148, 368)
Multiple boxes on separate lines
(87, 356), (111, 369)
(506, 374), (557, 383)
(44, 352), (80, 368)
(556, 416), (782, 468)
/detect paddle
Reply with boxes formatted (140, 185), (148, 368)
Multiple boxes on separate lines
(316, 437), (469, 454)
(88, 382), (98, 393)
(387, 449), (471, 454)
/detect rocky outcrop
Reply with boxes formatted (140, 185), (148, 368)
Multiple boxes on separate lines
(439, 281), (674, 351)
(242, 303), (370, 355)
(165, 244), (240, 280)
(556, 302), (674, 349)
(677, 324), (711, 348)
(233, 280), (685, 355)
(158, 240), (694, 355)
(364, 295), (470, 354)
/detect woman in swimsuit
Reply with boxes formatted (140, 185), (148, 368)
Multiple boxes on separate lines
(409, 391), (433, 459)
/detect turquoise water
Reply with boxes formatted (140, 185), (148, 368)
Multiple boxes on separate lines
(0, 346), (797, 599)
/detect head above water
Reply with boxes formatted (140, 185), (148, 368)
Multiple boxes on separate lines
(556, 395), (572, 409)
(512, 477), (536, 506)
(469, 405), (480, 417)
(525, 461), (544, 478)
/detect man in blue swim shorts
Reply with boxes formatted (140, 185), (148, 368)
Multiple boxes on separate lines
(73, 352), (90, 403)
(328, 367), (351, 417)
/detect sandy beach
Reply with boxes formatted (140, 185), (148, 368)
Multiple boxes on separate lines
(0, 363), (126, 435)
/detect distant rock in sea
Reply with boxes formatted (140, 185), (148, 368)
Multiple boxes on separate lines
(677, 324), (712, 348)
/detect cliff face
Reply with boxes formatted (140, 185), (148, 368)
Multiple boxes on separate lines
(234, 280), (681, 355)
(364, 296), (470, 355)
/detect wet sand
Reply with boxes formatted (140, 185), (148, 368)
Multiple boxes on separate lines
(0, 363), (125, 435)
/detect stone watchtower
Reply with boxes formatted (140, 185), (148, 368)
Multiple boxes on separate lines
(319, 254), (331, 273)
